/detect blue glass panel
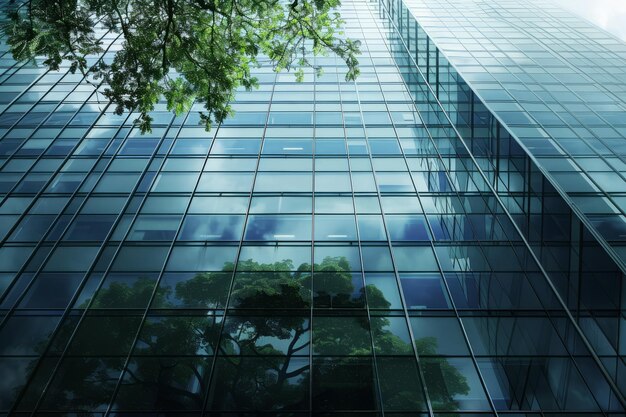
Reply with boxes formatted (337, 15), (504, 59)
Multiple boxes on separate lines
(179, 215), (245, 241)
(399, 273), (450, 309)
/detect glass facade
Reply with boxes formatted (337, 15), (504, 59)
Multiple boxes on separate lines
(0, 0), (624, 416)
(382, 0), (626, 404)
(399, 0), (626, 269)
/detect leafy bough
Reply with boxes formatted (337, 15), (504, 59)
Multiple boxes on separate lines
(2, 0), (361, 132)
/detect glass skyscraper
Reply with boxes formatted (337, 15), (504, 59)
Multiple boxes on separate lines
(0, 0), (624, 415)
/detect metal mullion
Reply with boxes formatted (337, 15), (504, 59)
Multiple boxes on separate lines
(432, 0), (626, 277)
(353, 6), (434, 417)
(426, 131), (612, 415)
(0, 29), (117, 176)
(101, 111), (222, 417)
(380, 1), (626, 407)
(0, 97), (135, 325)
(309, 63), (316, 415)
(376, 11), (514, 417)
(0, 103), (131, 325)
(0, 32), (123, 212)
(382, 131), (504, 417)
(373, 1), (525, 414)
(196, 70), (280, 415)
(0, 12), (110, 116)
(0, 62), (53, 117)
(0, 49), (29, 78)
(482, 13), (626, 196)
(18, 111), (185, 417)
(339, 64), (386, 416)
(0, 28), (110, 117)
(393, 2), (613, 413)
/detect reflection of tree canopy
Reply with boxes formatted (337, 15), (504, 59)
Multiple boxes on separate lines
(417, 338), (470, 411)
(1, 0), (360, 132)
(32, 256), (468, 412)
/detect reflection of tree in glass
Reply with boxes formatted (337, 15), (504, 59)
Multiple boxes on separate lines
(29, 256), (469, 412)
(416, 338), (470, 412)
(1, 0), (360, 132)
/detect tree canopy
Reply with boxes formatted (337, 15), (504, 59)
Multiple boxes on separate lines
(21, 257), (470, 413)
(1, 0), (361, 132)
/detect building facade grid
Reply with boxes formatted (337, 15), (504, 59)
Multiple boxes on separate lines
(0, 0), (623, 415)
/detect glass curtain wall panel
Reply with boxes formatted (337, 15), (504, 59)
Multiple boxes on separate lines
(398, 0), (626, 270)
(381, 0), (626, 404)
(0, 0), (624, 416)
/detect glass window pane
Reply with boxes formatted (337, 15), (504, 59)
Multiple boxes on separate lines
(188, 196), (249, 214)
(410, 317), (469, 355)
(238, 245), (311, 271)
(65, 215), (117, 241)
(209, 356), (309, 411)
(392, 245), (438, 271)
(313, 272), (364, 309)
(154, 272), (231, 309)
(314, 215), (357, 241)
(114, 356), (210, 411)
(152, 172), (198, 192)
(244, 215), (312, 241)
(312, 357), (377, 411)
(315, 196), (354, 214)
(400, 273), (451, 309)
(255, 172), (312, 192)
(127, 215), (181, 241)
(166, 246), (238, 272)
(19, 273), (83, 309)
(221, 315), (310, 355)
(314, 246), (361, 271)
(422, 357), (490, 411)
(198, 172), (254, 192)
(179, 215), (244, 241)
(361, 246), (394, 271)
(312, 316), (371, 355)
(365, 273), (402, 309)
(250, 196), (312, 214)
(377, 357), (427, 411)
(385, 215), (431, 241)
(372, 316), (413, 355)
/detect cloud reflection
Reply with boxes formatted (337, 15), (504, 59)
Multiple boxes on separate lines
(550, 0), (626, 41)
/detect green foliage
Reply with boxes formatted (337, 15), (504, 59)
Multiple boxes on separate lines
(418, 337), (470, 410)
(22, 257), (469, 411)
(1, 0), (361, 132)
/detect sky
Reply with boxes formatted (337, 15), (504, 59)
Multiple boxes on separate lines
(550, 0), (626, 41)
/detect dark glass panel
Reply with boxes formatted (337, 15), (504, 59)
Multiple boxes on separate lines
(377, 357), (427, 411)
(422, 357), (490, 411)
(312, 357), (377, 411)
(67, 316), (142, 356)
(312, 316), (371, 356)
(18, 273), (83, 309)
(410, 317), (469, 356)
(39, 357), (124, 411)
(134, 315), (222, 356)
(0, 316), (60, 355)
(229, 271), (311, 309)
(208, 356), (309, 411)
(113, 356), (211, 411)
(220, 315), (310, 356)
(312, 272), (365, 309)
(64, 215), (117, 241)
(91, 273), (159, 309)
(400, 273), (451, 309)
(153, 272), (232, 309)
